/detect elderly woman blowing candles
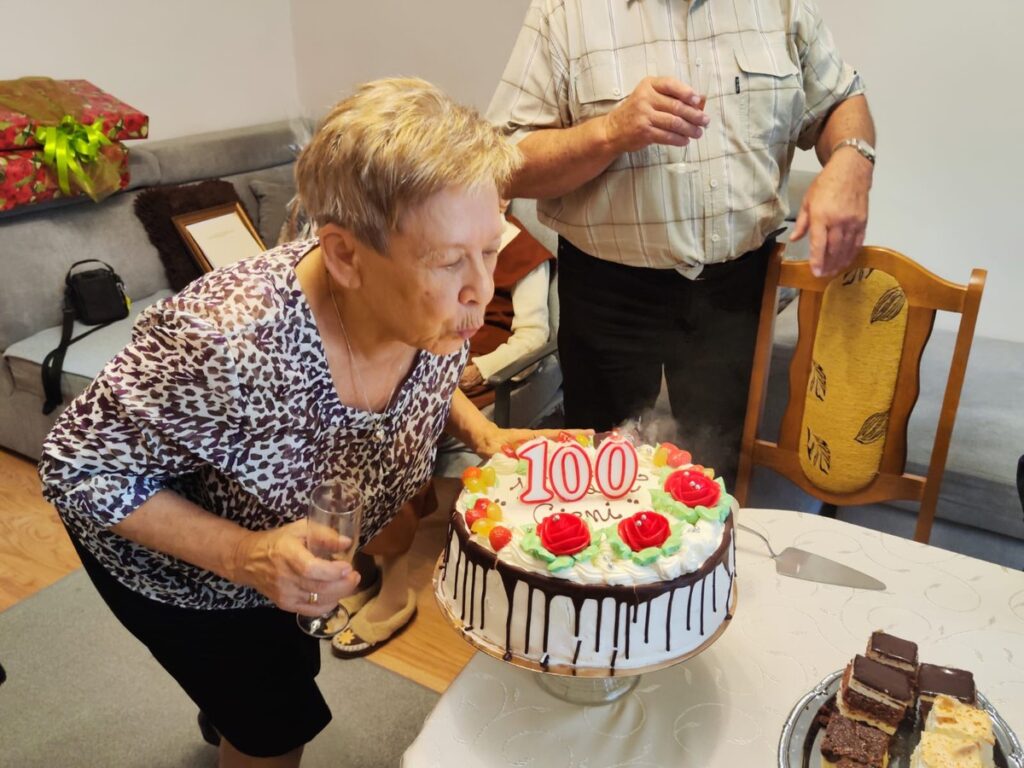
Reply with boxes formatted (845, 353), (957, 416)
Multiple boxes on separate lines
(39, 77), (565, 768)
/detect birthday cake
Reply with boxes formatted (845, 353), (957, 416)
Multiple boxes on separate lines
(435, 433), (737, 674)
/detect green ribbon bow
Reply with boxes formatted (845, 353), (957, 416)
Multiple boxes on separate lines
(34, 115), (111, 196)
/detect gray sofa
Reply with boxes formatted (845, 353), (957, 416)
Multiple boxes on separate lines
(0, 121), (563, 464)
(0, 122), (298, 460)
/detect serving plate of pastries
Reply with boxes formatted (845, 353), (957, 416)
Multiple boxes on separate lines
(779, 630), (1022, 767)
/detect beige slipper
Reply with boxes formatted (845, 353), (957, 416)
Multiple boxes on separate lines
(331, 589), (417, 659)
(338, 570), (382, 615)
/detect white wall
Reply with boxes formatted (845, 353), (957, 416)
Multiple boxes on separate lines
(289, 0), (528, 117)
(0, 0), (300, 141)
(798, 1), (1023, 342)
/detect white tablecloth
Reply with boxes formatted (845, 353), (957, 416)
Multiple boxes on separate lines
(403, 508), (1024, 767)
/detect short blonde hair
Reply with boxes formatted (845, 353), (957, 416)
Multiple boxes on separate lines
(295, 77), (521, 254)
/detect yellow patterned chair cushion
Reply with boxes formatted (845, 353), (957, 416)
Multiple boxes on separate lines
(799, 268), (908, 493)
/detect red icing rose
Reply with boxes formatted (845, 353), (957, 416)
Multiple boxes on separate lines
(618, 511), (670, 551)
(537, 513), (590, 556)
(665, 469), (721, 508)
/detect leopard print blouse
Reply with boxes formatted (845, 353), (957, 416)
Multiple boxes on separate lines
(39, 240), (467, 610)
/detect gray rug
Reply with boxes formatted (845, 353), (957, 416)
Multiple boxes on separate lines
(0, 570), (439, 767)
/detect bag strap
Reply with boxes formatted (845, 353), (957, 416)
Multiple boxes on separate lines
(65, 259), (118, 284)
(40, 289), (114, 415)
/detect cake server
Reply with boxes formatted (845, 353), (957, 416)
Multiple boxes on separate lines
(736, 523), (886, 591)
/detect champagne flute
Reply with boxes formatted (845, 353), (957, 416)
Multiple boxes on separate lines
(296, 479), (363, 639)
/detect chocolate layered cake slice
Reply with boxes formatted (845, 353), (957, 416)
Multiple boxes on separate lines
(866, 630), (918, 677)
(837, 655), (914, 735)
(910, 731), (984, 768)
(918, 663), (976, 720)
(924, 694), (995, 768)
(819, 712), (892, 768)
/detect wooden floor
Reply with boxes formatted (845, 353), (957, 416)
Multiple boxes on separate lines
(0, 448), (472, 693)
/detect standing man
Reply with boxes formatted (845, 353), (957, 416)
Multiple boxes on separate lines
(488, 0), (875, 485)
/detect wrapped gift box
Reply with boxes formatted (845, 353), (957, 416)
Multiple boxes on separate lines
(0, 78), (145, 211)
(0, 78), (148, 151)
(0, 143), (129, 213)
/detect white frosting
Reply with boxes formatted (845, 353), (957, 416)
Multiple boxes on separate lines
(438, 438), (737, 672)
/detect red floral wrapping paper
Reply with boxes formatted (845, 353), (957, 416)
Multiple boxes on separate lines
(0, 78), (148, 152)
(0, 78), (146, 212)
(0, 143), (129, 212)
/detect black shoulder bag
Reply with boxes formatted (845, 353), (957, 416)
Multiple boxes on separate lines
(41, 260), (130, 414)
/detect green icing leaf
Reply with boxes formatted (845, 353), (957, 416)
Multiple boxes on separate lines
(649, 488), (672, 507)
(609, 536), (631, 559)
(631, 547), (662, 566)
(661, 536), (682, 556)
(575, 544), (600, 562)
(650, 488), (705, 524)
(718, 494), (735, 521)
(515, 459), (528, 475)
(548, 556), (575, 572)
(520, 531), (555, 563)
(678, 506), (700, 525)
(697, 505), (719, 522)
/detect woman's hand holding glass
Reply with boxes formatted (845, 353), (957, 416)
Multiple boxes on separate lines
(229, 507), (361, 628)
(295, 480), (363, 638)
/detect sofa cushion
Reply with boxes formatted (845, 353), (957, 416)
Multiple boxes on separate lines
(0, 191), (172, 352)
(134, 180), (247, 291)
(223, 164), (294, 234)
(3, 290), (173, 401)
(148, 121), (298, 186)
(250, 178), (296, 247)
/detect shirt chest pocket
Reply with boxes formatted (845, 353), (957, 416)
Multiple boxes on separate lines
(571, 54), (662, 168)
(734, 45), (803, 150)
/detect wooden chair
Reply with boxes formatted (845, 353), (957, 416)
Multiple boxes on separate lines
(734, 246), (986, 543)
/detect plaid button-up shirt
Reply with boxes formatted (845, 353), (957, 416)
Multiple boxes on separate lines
(488, 0), (864, 276)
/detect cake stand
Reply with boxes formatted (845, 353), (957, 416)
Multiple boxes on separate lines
(433, 559), (738, 706)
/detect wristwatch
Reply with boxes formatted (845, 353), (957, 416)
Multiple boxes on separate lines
(832, 137), (876, 166)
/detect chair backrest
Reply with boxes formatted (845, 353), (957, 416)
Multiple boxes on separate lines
(734, 245), (986, 543)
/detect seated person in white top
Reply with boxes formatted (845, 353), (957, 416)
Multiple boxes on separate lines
(458, 200), (554, 407)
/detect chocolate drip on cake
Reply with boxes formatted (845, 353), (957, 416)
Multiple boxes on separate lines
(441, 520), (453, 577)
(500, 570), (517, 661)
(443, 512), (734, 673)
(469, 562), (477, 628)
(460, 553), (470, 621)
(542, 591), (553, 659)
(643, 599), (651, 644)
(666, 589), (675, 651)
(725, 537), (735, 619)
(451, 546), (462, 602)
(524, 586), (535, 655)
(712, 567), (717, 613)
(623, 597), (632, 661)
(686, 583), (694, 631)
(612, 598), (622, 668)
(479, 562), (489, 630)
(699, 575), (706, 636)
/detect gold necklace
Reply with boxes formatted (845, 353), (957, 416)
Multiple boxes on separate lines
(324, 262), (404, 441)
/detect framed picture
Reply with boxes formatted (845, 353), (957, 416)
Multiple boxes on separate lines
(172, 202), (266, 273)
